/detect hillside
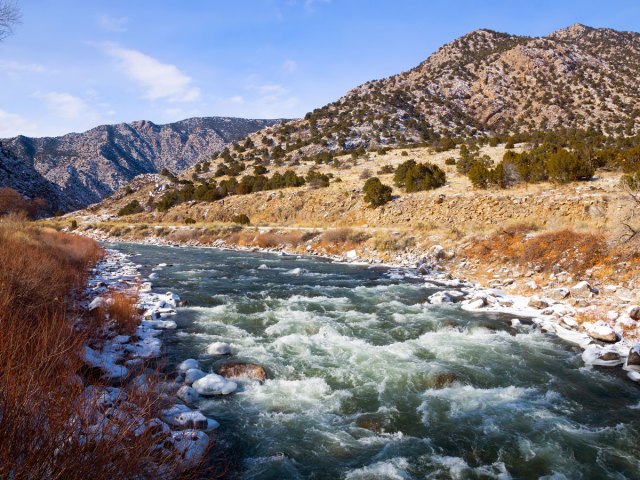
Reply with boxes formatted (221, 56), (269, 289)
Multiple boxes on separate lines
(228, 24), (640, 163)
(0, 116), (281, 212)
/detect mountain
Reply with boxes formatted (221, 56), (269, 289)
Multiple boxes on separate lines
(0, 116), (282, 211)
(236, 24), (640, 161)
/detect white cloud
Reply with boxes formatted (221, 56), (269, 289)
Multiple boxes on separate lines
(0, 60), (47, 74)
(33, 91), (89, 118)
(98, 15), (129, 33)
(282, 59), (298, 73)
(229, 95), (245, 104)
(100, 43), (201, 103)
(0, 109), (38, 137)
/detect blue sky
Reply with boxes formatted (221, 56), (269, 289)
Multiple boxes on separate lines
(0, 0), (638, 137)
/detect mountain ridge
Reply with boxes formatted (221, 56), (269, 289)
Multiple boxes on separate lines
(0, 116), (282, 211)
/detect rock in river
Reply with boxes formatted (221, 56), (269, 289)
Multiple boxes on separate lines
(217, 362), (267, 382)
(192, 374), (237, 396)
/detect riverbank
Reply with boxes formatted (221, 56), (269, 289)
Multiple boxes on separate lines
(75, 223), (640, 386)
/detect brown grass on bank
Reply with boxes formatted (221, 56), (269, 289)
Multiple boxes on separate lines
(0, 217), (208, 479)
(464, 224), (607, 275)
(106, 289), (141, 335)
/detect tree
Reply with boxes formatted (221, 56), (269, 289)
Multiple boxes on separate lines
(118, 200), (144, 216)
(363, 177), (392, 207)
(0, 1), (20, 42)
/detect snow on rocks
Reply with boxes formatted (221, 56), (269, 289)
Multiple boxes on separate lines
(625, 344), (640, 372)
(177, 385), (200, 405)
(192, 374), (238, 396)
(171, 430), (210, 468)
(583, 321), (618, 343)
(570, 281), (598, 298)
(184, 368), (207, 385)
(207, 341), (231, 355)
(582, 344), (625, 367)
(178, 359), (200, 372)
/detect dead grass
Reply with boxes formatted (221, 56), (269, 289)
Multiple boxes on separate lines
(0, 217), (207, 479)
(106, 290), (141, 335)
(465, 224), (606, 275)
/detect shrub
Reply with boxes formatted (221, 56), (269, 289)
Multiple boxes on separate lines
(378, 165), (394, 174)
(306, 169), (330, 188)
(363, 177), (393, 207)
(546, 149), (594, 183)
(395, 160), (446, 192)
(620, 171), (640, 191)
(184, 217), (196, 225)
(70, 219), (78, 230)
(445, 157), (456, 166)
(231, 213), (250, 225)
(360, 169), (373, 180)
(117, 200), (144, 216)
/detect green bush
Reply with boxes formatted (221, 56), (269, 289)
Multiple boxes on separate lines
(184, 217), (196, 225)
(306, 169), (330, 188)
(363, 177), (393, 207)
(231, 213), (250, 225)
(444, 157), (456, 166)
(546, 149), (593, 183)
(70, 220), (78, 230)
(394, 160), (446, 192)
(378, 165), (394, 174)
(118, 200), (144, 216)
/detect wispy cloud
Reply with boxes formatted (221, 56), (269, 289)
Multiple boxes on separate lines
(0, 109), (38, 137)
(100, 43), (201, 103)
(0, 60), (47, 74)
(33, 91), (90, 118)
(282, 59), (298, 73)
(98, 14), (130, 33)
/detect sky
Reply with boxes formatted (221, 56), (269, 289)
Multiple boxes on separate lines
(0, 0), (638, 138)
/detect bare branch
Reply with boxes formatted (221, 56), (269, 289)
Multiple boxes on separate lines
(0, 0), (21, 42)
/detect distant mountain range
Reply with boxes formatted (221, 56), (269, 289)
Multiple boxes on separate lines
(0, 117), (281, 211)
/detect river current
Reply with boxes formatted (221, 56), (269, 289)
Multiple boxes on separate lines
(112, 243), (640, 479)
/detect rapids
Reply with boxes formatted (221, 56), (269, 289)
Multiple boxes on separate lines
(112, 243), (640, 479)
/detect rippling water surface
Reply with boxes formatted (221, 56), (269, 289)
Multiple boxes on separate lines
(112, 243), (640, 479)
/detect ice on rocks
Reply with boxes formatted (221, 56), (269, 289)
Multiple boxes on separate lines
(178, 359), (200, 372)
(163, 405), (208, 430)
(83, 345), (128, 381)
(177, 385), (199, 405)
(184, 368), (207, 385)
(171, 430), (209, 468)
(192, 374), (237, 396)
(207, 341), (231, 355)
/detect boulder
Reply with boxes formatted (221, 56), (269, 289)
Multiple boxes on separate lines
(528, 296), (549, 309)
(192, 374), (237, 396)
(429, 245), (446, 261)
(570, 281), (597, 298)
(176, 385), (199, 405)
(628, 306), (640, 321)
(428, 291), (452, 304)
(466, 298), (486, 310)
(184, 368), (207, 386)
(171, 430), (209, 468)
(207, 342), (231, 355)
(163, 405), (208, 430)
(217, 362), (267, 383)
(584, 321), (617, 343)
(548, 288), (570, 301)
(178, 359), (199, 373)
(626, 344), (640, 370)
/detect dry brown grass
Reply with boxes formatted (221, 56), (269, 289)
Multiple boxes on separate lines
(464, 224), (606, 275)
(0, 217), (208, 479)
(106, 290), (141, 335)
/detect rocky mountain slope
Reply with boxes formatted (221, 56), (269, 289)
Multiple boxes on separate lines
(236, 24), (640, 161)
(0, 117), (281, 211)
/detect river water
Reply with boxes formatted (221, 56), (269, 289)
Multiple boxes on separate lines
(112, 243), (640, 479)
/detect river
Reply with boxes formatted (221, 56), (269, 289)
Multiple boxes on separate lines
(112, 243), (640, 479)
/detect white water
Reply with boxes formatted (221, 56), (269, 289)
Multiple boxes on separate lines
(115, 244), (640, 479)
